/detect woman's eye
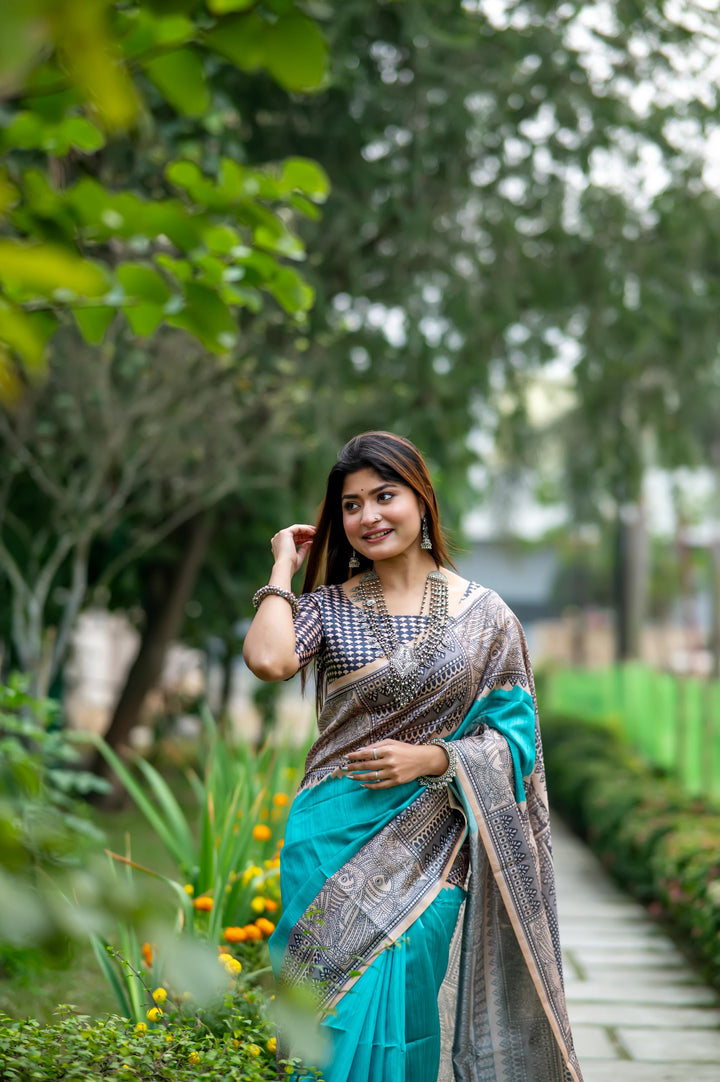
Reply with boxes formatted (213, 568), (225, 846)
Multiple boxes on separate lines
(378, 492), (393, 502)
(343, 501), (358, 512)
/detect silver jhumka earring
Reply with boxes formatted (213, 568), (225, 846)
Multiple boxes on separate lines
(348, 549), (360, 570)
(420, 516), (432, 550)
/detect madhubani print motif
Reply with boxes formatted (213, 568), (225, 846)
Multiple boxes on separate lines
(279, 786), (466, 1009)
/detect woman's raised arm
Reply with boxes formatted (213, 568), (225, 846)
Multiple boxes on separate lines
(242, 524), (316, 682)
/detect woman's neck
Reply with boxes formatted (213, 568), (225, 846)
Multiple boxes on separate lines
(371, 551), (440, 595)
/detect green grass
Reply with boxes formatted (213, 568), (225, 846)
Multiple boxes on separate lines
(0, 799), (180, 1023)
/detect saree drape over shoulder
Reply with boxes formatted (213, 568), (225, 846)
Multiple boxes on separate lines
(269, 583), (583, 1082)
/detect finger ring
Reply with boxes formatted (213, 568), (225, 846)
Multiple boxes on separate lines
(373, 748), (378, 760)
(375, 770), (379, 780)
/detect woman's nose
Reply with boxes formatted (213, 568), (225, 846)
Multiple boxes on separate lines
(361, 506), (380, 526)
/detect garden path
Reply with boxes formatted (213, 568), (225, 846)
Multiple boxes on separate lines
(552, 815), (720, 1081)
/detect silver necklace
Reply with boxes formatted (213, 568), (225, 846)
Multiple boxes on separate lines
(353, 569), (449, 705)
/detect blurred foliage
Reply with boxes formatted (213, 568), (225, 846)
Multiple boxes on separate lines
(0, 675), (151, 979)
(0, 994), (284, 1080)
(86, 709), (306, 1014)
(542, 711), (720, 990)
(0, 0), (330, 390)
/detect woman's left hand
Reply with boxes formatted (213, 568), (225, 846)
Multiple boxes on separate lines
(343, 739), (448, 789)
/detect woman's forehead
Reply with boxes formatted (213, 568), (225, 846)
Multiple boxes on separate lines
(341, 467), (399, 496)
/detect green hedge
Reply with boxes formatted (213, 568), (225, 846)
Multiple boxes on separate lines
(542, 714), (720, 988)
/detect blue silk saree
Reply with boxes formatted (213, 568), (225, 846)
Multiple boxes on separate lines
(270, 583), (583, 1082)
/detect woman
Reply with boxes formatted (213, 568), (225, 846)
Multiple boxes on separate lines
(243, 432), (582, 1082)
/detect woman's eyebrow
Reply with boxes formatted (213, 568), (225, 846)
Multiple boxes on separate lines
(342, 483), (398, 500)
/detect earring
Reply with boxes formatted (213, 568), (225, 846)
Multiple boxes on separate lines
(348, 549), (360, 570)
(421, 516), (432, 550)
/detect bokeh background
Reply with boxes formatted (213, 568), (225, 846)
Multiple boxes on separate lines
(1, 1), (720, 1076)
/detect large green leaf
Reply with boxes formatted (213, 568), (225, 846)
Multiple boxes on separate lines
(73, 305), (115, 345)
(0, 302), (47, 368)
(269, 266), (314, 313)
(144, 47), (210, 116)
(280, 157), (330, 203)
(203, 12), (267, 72)
(116, 264), (172, 305)
(167, 282), (237, 351)
(0, 241), (108, 298)
(263, 13), (327, 92)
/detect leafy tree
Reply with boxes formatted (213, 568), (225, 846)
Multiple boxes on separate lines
(0, 0), (330, 397)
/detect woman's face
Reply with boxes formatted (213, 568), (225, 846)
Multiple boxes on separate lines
(341, 467), (424, 563)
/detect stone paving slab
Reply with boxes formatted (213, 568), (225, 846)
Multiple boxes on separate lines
(566, 948), (688, 969)
(564, 979), (718, 1006)
(550, 815), (720, 1076)
(617, 1027), (720, 1062)
(567, 1002), (720, 1028)
(579, 1064), (720, 1082)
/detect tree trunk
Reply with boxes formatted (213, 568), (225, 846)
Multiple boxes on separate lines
(614, 502), (647, 661)
(92, 512), (214, 785)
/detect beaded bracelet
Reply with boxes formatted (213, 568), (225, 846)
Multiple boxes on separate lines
(252, 585), (299, 618)
(417, 736), (458, 790)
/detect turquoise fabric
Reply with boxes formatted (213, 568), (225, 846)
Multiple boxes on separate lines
(271, 685), (535, 1079)
(463, 686), (536, 802)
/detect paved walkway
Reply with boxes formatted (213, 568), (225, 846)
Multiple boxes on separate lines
(552, 816), (720, 1080)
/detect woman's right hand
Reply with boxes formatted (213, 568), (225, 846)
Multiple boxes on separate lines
(271, 524), (317, 577)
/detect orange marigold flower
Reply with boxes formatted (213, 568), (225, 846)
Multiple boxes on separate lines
(263, 899), (278, 913)
(224, 926), (247, 943)
(252, 824), (272, 842)
(272, 792), (289, 807)
(141, 942), (153, 966)
(243, 924), (262, 941)
(255, 917), (276, 936)
(193, 895), (214, 911)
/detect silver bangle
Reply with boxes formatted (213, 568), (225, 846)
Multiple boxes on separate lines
(417, 737), (458, 790)
(252, 585), (299, 618)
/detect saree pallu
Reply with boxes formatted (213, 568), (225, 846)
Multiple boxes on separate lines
(270, 586), (583, 1082)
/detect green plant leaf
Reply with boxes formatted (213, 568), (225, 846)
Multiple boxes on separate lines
(268, 266), (314, 313)
(116, 264), (171, 305)
(203, 12), (266, 72)
(263, 13), (327, 92)
(73, 304), (115, 344)
(0, 241), (108, 299)
(144, 47), (210, 116)
(280, 157), (330, 202)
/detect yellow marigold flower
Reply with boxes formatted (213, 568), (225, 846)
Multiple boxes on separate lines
(246, 1044), (261, 1057)
(166, 1035), (173, 1043)
(219, 953), (242, 977)
(188, 1050), (201, 1065)
(146, 1007), (163, 1023)
(183, 884), (194, 896)
(134, 1022), (147, 1034)
(250, 896), (265, 913)
(252, 824), (272, 842)
(267, 1037), (277, 1054)
(272, 792), (289, 807)
(242, 864), (262, 885)
(193, 895), (213, 911)
(152, 987), (167, 1005)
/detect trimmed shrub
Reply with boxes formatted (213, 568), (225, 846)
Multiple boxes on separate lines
(543, 713), (720, 989)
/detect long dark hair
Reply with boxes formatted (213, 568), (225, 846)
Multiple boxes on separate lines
(301, 431), (456, 706)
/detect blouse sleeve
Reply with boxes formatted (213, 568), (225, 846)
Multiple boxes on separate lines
(293, 590), (326, 668)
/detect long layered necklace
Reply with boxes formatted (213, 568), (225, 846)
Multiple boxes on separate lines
(353, 568), (449, 706)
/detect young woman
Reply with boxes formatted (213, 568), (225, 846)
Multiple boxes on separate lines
(243, 431), (582, 1082)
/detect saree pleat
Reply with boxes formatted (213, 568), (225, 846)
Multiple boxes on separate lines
(273, 584), (583, 1082)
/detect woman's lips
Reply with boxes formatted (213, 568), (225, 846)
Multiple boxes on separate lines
(362, 528), (392, 542)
